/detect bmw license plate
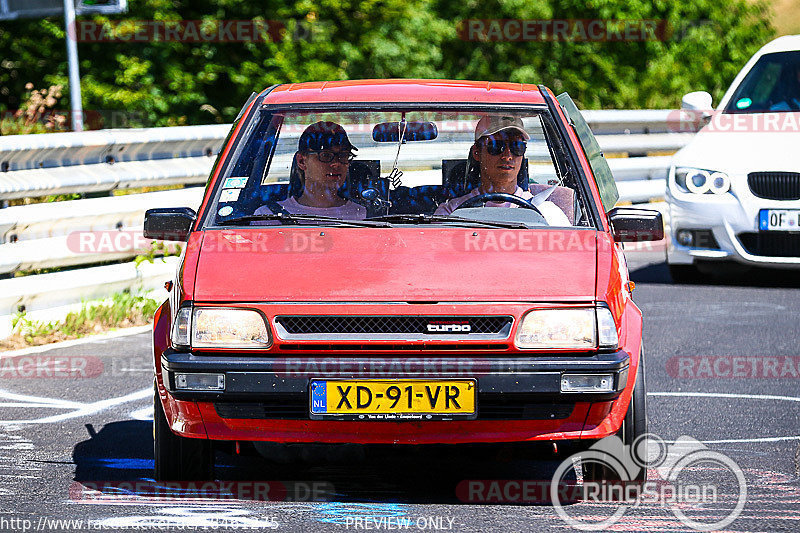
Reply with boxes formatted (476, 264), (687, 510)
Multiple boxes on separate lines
(759, 209), (800, 231)
(309, 379), (476, 420)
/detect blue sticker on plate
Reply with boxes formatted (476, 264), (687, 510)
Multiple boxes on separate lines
(218, 206), (233, 217)
(311, 381), (327, 413)
(759, 210), (769, 230)
(736, 98), (752, 110)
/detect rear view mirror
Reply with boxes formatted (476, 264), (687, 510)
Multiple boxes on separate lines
(372, 121), (438, 142)
(607, 207), (664, 242)
(144, 207), (197, 241)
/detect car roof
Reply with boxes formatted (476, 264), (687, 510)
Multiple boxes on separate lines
(756, 34), (800, 55)
(261, 79), (547, 106)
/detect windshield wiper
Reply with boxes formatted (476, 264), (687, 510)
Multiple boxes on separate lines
(367, 213), (529, 229)
(217, 213), (392, 227)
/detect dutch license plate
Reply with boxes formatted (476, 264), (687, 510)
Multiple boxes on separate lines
(759, 209), (800, 231)
(309, 380), (476, 420)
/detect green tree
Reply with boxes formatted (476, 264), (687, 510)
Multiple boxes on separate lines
(0, 0), (775, 128)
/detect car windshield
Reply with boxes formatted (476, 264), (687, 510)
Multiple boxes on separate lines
(208, 108), (593, 228)
(725, 51), (800, 113)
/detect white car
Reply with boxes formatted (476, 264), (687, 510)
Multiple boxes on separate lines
(666, 35), (800, 281)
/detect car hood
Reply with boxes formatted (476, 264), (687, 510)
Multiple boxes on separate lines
(673, 113), (800, 173)
(193, 228), (598, 302)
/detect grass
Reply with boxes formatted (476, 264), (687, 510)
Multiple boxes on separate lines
(0, 290), (160, 351)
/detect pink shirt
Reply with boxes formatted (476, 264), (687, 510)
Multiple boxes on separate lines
(254, 196), (367, 220)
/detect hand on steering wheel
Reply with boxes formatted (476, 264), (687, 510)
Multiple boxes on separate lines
(454, 192), (544, 218)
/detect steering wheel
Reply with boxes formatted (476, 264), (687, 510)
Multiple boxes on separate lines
(454, 192), (544, 217)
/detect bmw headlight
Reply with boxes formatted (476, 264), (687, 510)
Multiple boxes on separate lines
(674, 167), (730, 195)
(171, 306), (272, 349)
(514, 307), (618, 350)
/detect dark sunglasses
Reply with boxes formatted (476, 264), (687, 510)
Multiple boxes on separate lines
(310, 150), (354, 163)
(483, 139), (527, 157)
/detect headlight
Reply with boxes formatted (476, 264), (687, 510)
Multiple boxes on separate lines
(674, 167), (731, 195)
(515, 307), (618, 350)
(171, 306), (271, 349)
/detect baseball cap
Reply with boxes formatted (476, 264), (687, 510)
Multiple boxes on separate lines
(474, 115), (530, 141)
(298, 121), (357, 152)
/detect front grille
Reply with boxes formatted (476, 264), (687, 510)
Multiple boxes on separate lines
(738, 232), (800, 257)
(214, 395), (574, 421)
(748, 172), (800, 200)
(278, 343), (509, 351)
(275, 316), (512, 335)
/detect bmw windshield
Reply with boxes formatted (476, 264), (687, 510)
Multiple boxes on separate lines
(726, 51), (800, 113)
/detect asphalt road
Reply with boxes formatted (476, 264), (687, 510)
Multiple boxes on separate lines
(1, 260), (799, 532)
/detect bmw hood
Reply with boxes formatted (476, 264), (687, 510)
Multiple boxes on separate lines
(673, 113), (800, 174)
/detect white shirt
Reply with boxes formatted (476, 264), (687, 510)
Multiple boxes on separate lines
(434, 186), (570, 226)
(254, 196), (367, 220)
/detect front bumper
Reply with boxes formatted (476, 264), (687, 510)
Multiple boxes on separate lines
(667, 177), (800, 268)
(158, 350), (631, 444)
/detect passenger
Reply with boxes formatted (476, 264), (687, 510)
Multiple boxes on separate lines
(434, 116), (570, 226)
(255, 121), (366, 219)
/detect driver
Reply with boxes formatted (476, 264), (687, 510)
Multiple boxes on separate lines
(255, 121), (367, 219)
(769, 61), (800, 111)
(434, 116), (570, 226)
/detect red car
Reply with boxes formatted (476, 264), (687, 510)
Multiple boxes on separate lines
(146, 79), (662, 481)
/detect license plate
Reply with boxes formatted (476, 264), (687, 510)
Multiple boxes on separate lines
(759, 209), (800, 231)
(309, 380), (476, 420)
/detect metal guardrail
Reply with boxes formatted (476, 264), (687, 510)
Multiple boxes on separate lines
(0, 109), (691, 340)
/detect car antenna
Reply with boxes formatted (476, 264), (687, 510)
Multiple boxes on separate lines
(385, 112), (407, 212)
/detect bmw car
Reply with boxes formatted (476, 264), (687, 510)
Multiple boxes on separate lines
(667, 35), (800, 281)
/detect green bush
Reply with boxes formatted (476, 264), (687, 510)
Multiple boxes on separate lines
(0, 0), (775, 130)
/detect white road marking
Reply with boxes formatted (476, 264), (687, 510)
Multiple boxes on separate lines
(129, 406), (154, 421)
(649, 391), (800, 402)
(649, 391), (800, 443)
(0, 388), (151, 425)
(0, 389), (84, 409)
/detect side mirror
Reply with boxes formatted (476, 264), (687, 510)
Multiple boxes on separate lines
(607, 207), (664, 242)
(681, 91), (712, 112)
(144, 207), (197, 241)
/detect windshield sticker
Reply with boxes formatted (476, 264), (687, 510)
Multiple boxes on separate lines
(224, 177), (248, 188)
(219, 189), (241, 202)
(736, 98), (752, 109)
(218, 206), (233, 217)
